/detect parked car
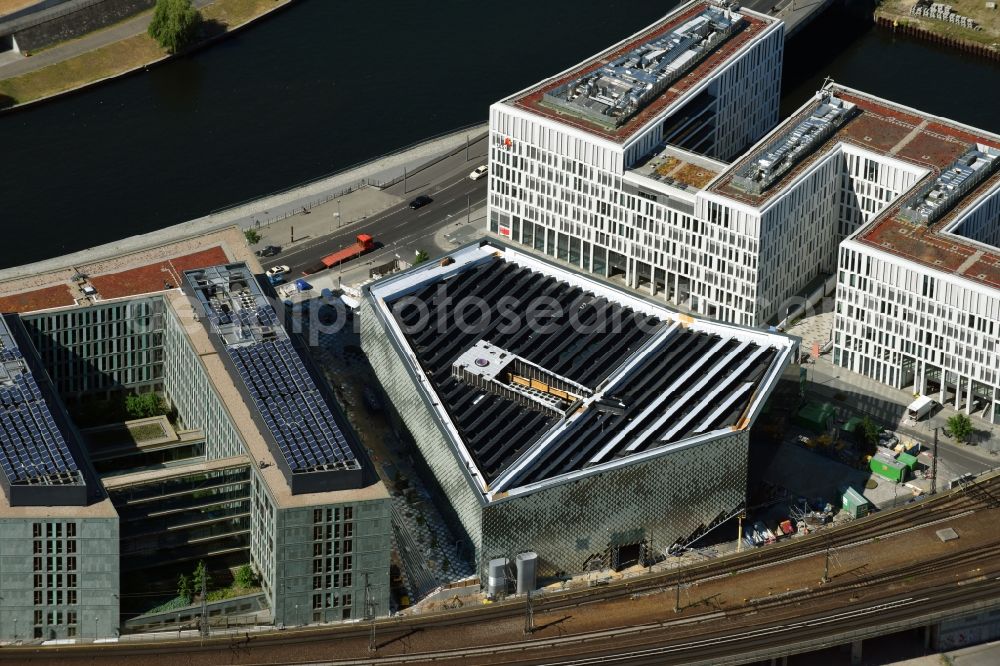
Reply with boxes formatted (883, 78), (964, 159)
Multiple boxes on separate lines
(469, 165), (488, 181)
(265, 265), (290, 278)
(255, 245), (281, 258)
(409, 195), (433, 210)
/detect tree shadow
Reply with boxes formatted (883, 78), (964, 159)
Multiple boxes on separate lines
(0, 93), (14, 110)
(198, 19), (229, 41)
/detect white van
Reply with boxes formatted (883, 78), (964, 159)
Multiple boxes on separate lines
(907, 395), (937, 421)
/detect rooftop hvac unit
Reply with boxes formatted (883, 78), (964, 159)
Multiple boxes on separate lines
(516, 552), (538, 595)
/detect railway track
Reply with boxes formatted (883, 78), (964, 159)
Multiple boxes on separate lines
(7, 472), (999, 662)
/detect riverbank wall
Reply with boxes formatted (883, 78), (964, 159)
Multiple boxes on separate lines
(873, 13), (1000, 61)
(2, 0), (154, 53)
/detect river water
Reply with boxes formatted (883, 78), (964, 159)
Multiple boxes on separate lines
(0, 0), (998, 268)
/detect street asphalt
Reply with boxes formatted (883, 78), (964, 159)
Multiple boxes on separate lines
(259, 143), (489, 276)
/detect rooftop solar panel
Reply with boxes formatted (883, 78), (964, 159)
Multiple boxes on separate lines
(0, 321), (84, 489)
(224, 313), (359, 475)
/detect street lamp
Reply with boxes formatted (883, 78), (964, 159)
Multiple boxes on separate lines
(94, 615), (99, 640)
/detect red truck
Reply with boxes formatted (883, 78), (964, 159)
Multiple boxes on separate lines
(320, 234), (374, 269)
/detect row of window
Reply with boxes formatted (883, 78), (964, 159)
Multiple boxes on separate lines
(32, 523), (77, 539)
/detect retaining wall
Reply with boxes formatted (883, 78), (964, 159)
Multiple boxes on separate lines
(874, 14), (1000, 61)
(8, 0), (154, 53)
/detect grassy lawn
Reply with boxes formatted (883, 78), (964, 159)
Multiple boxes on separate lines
(128, 421), (168, 442)
(878, 0), (1000, 47)
(202, 0), (280, 27)
(0, 0), (286, 106)
(0, 33), (163, 104)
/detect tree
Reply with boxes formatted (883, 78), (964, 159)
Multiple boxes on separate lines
(858, 416), (880, 456)
(125, 392), (164, 419)
(414, 250), (430, 265)
(947, 413), (974, 445)
(192, 560), (212, 596)
(234, 564), (255, 590)
(177, 573), (192, 604)
(148, 0), (201, 53)
(244, 228), (261, 245)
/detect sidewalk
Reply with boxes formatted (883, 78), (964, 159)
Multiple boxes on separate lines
(0, 124), (487, 283)
(249, 133), (488, 260)
(281, 203), (488, 297)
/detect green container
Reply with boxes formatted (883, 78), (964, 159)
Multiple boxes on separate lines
(795, 402), (836, 433)
(842, 487), (870, 518)
(897, 452), (919, 471)
(870, 455), (907, 483)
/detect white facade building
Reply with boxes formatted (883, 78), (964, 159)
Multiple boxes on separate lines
(488, 2), (1000, 424)
(488, 1), (784, 326)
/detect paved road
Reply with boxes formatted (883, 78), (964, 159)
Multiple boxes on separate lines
(278, 174), (487, 276)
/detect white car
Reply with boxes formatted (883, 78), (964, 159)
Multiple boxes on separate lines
(469, 165), (488, 181)
(265, 265), (290, 278)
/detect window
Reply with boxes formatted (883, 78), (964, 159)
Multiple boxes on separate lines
(344, 523), (353, 538)
(34, 610), (42, 625)
(67, 557), (76, 571)
(33, 541), (42, 554)
(67, 574), (76, 588)
(66, 523), (76, 538)
(314, 576), (323, 590)
(343, 507), (352, 521)
(313, 594), (322, 609)
(313, 509), (323, 523)
(33, 523), (42, 538)
(67, 590), (77, 605)
(343, 573), (352, 588)
(67, 540), (76, 554)
(34, 591), (42, 605)
(343, 556), (352, 571)
(33, 557), (42, 572)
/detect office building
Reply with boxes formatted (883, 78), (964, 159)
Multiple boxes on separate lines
(361, 240), (794, 579)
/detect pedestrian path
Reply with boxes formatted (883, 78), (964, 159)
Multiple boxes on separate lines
(0, 0), (213, 80)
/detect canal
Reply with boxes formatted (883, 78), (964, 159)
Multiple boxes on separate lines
(0, 0), (998, 268)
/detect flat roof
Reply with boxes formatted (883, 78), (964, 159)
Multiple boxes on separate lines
(628, 142), (727, 190)
(172, 295), (388, 508)
(0, 315), (87, 499)
(0, 227), (256, 315)
(502, 1), (776, 144)
(183, 263), (364, 494)
(709, 85), (1000, 290)
(367, 241), (794, 501)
